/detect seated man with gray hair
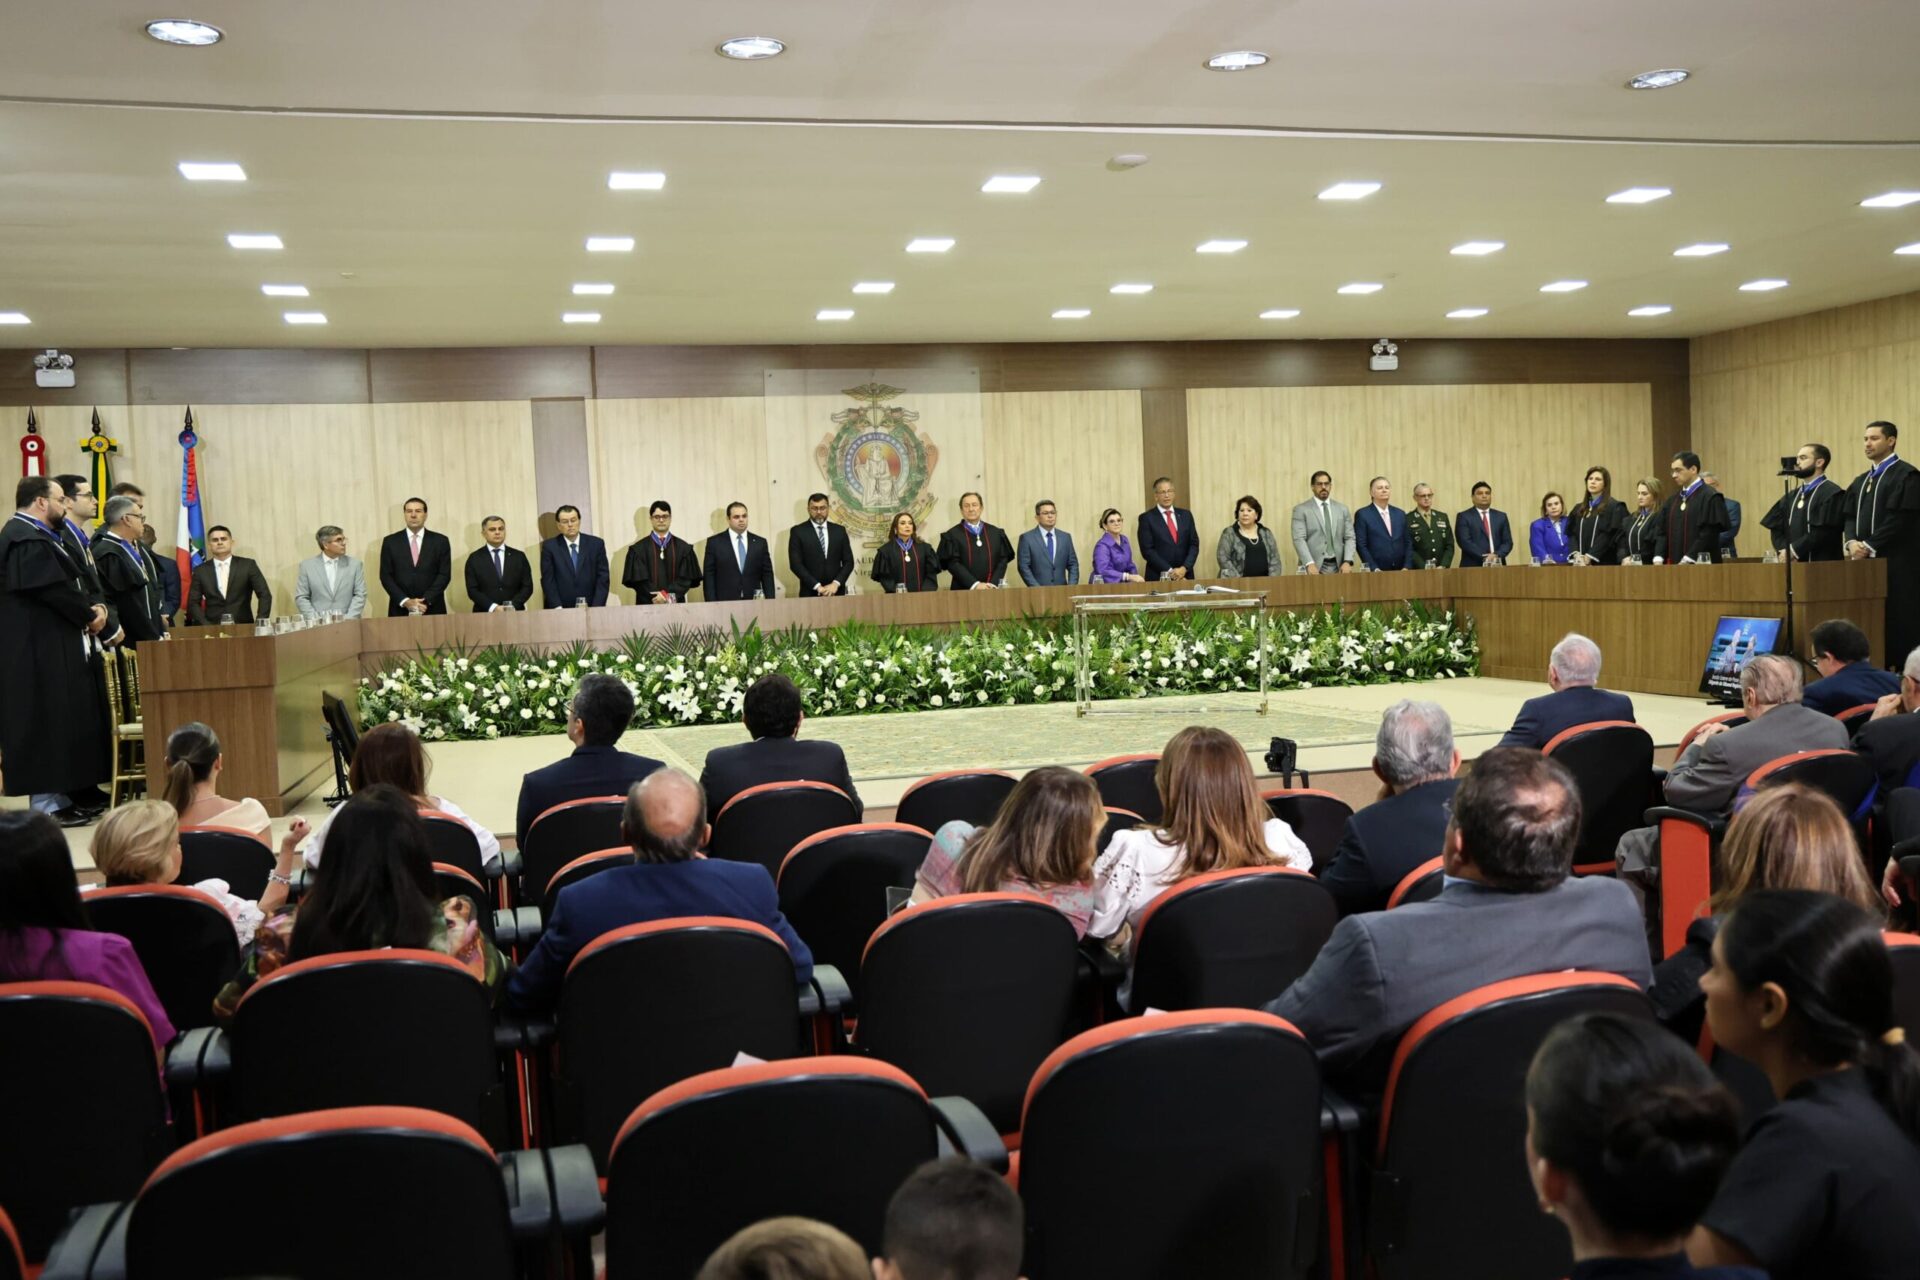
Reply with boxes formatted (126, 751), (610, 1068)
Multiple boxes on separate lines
(1496, 632), (1635, 749)
(507, 767), (813, 1014)
(1317, 699), (1462, 916)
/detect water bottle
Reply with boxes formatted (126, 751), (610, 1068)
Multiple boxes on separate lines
(575, 597), (588, 609)
(752, 589), (764, 600)
(895, 583), (907, 595)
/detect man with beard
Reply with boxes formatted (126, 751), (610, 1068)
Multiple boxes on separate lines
(1845, 421), (1920, 666)
(1761, 442), (1846, 563)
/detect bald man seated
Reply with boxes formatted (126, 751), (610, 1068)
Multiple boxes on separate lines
(506, 767), (814, 1013)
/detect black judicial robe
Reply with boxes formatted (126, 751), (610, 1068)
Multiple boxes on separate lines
(937, 521), (1015, 590)
(1658, 484), (1728, 563)
(622, 535), (702, 604)
(0, 517), (111, 796)
(872, 538), (939, 593)
(94, 532), (168, 644)
(1570, 497), (1629, 565)
(1760, 478), (1846, 562)
(1621, 507), (1665, 563)
(1844, 456), (1920, 665)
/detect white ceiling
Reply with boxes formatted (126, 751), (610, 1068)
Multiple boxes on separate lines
(1, 0), (1917, 348)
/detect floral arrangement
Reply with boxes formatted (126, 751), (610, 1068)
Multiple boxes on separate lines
(358, 603), (1478, 741)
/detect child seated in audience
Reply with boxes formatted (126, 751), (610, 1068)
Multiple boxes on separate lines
(1688, 889), (1920, 1278)
(214, 784), (505, 1019)
(1526, 1012), (1759, 1279)
(875, 1158), (1024, 1280)
(910, 767), (1103, 937)
(301, 722), (502, 872)
(91, 798), (306, 948)
(697, 1216), (869, 1280)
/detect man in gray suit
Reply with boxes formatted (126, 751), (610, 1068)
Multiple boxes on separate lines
(1615, 654), (1847, 877)
(294, 525), (367, 619)
(1266, 747), (1649, 1093)
(1288, 470), (1357, 574)
(1016, 499), (1079, 587)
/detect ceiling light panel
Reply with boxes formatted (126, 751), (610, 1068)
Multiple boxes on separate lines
(572, 283), (615, 295)
(1196, 239), (1248, 254)
(1606, 187), (1671, 204)
(562, 312), (601, 323)
(282, 312), (327, 325)
(145, 19), (222, 45)
(1446, 308), (1489, 318)
(852, 282), (895, 294)
(981, 175), (1041, 193)
(1627, 305), (1673, 316)
(816, 309), (854, 321)
(1205, 50), (1269, 71)
(1673, 243), (1729, 256)
(1626, 68), (1690, 89)
(1259, 309), (1300, 319)
(178, 162), (246, 182)
(905, 238), (954, 253)
(1860, 192), (1920, 208)
(1450, 241), (1505, 256)
(608, 171), (666, 191)
(1539, 280), (1588, 292)
(1109, 283), (1153, 294)
(585, 237), (634, 252)
(1739, 279), (1789, 291)
(0, 313), (30, 325)
(1318, 182), (1381, 201)
(227, 234), (282, 249)
(717, 36), (784, 60)
(1052, 309), (1091, 319)
(1337, 282), (1383, 294)
(1897, 243), (1920, 256)
(260, 284), (308, 297)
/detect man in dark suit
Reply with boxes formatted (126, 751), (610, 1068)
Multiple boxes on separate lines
(1655, 452), (1729, 565)
(506, 766), (813, 1013)
(539, 504), (609, 609)
(1861, 653), (1920, 909)
(1137, 476), (1199, 582)
(1761, 442), (1847, 563)
(1317, 700), (1461, 916)
(514, 674), (664, 845)
(141, 524), (180, 625)
(622, 500), (702, 604)
(92, 495), (168, 645)
(1803, 618), (1900, 715)
(378, 496), (452, 616)
(1265, 748), (1649, 1094)
(1016, 499), (1079, 586)
(186, 524), (272, 624)
(1497, 634), (1637, 748)
(699, 674), (861, 819)
(703, 501), (777, 601)
(789, 492), (856, 598)
(937, 492), (1016, 591)
(1352, 476), (1411, 571)
(1702, 471), (1741, 558)
(465, 515), (534, 612)
(1845, 421), (1920, 667)
(1454, 482), (1513, 567)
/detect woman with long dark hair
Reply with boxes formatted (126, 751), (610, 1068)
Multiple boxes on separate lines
(0, 810), (174, 1048)
(909, 766), (1103, 936)
(1570, 466), (1630, 566)
(1688, 889), (1920, 1276)
(300, 721), (501, 872)
(871, 511), (938, 593)
(214, 784), (505, 1019)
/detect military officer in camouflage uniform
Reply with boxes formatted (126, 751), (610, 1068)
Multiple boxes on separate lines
(1407, 482), (1454, 568)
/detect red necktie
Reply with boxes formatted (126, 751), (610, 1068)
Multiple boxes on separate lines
(1165, 509), (1177, 541)
(410, 535), (420, 566)
(1481, 511), (1491, 546)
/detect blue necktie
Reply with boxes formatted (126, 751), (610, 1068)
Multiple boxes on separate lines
(1045, 531), (1055, 566)
(569, 542), (579, 573)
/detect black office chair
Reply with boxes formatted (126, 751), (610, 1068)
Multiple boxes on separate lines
(177, 826), (274, 900)
(518, 795), (626, 905)
(777, 823), (931, 998)
(894, 770), (1017, 833)
(1542, 721), (1656, 875)
(1261, 788), (1356, 872)
(708, 781), (861, 879)
(1128, 867), (1337, 1012)
(85, 884), (240, 1032)
(1085, 755), (1162, 824)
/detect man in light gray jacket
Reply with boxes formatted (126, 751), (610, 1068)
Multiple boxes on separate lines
(1289, 470), (1357, 574)
(294, 525), (367, 619)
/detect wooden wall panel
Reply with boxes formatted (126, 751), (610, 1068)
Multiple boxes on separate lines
(369, 347), (593, 403)
(1186, 383), (1653, 576)
(129, 348), (369, 405)
(982, 390), (1144, 561)
(0, 350), (130, 405)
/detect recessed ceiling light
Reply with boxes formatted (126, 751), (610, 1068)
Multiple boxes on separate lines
(1626, 68), (1690, 90)
(1446, 308), (1489, 319)
(717, 36), (784, 60)
(145, 18), (223, 46)
(1052, 309), (1091, 319)
(981, 175), (1041, 194)
(608, 171), (666, 191)
(226, 233), (282, 250)
(1739, 279), (1789, 291)
(1205, 50), (1269, 71)
(1319, 182), (1381, 201)
(1109, 283), (1153, 294)
(852, 281), (895, 294)
(1860, 191), (1920, 209)
(572, 283), (615, 295)
(1673, 242), (1730, 257)
(0, 312), (30, 325)
(1259, 309), (1300, 320)
(905, 237), (955, 253)
(1450, 241), (1505, 256)
(562, 312), (601, 324)
(585, 236), (634, 252)
(260, 284), (308, 297)
(282, 312), (327, 325)
(1337, 282), (1383, 294)
(1628, 305), (1674, 316)
(1196, 239), (1248, 254)
(1606, 187), (1672, 204)
(1539, 280), (1588, 293)
(178, 162), (245, 181)
(1897, 242), (1920, 256)
(816, 309), (855, 321)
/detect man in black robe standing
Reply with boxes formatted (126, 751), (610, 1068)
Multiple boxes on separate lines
(622, 500), (702, 604)
(1845, 420), (1920, 667)
(937, 491), (1015, 590)
(0, 476), (112, 826)
(1654, 451), (1730, 565)
(1760, 442), (1846, 563)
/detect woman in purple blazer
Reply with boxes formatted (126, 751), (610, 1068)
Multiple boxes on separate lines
(1091, 508), (1145, 583)
(0, 810), (175, 1050)
(1530, 492), (1572, 565)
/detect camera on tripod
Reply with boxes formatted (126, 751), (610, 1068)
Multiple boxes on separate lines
(1264, 737), (1308, 788)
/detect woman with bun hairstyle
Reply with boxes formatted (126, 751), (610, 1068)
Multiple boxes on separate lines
(1526, 1012), (1759, 1278)
(1688, 889), (1920, 1277)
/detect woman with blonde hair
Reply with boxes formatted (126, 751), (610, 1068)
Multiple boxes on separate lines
(91, 798), (307, 948)
(1650, 782), (1880, 1039)
(1623, 477), (1665, 563)
(1086, 725), (1310, 946)
(909, 766), (1103, 936)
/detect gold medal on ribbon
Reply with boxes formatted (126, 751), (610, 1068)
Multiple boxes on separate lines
(1680, 500), (1687, 512)
(1796, 498), (1805, 509)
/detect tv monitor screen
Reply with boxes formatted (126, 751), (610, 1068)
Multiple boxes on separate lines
(1699, 616), (1783, 701)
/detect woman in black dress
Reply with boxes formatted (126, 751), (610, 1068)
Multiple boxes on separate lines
(1571, 466), (1631, 565)
(871, 511), (938, 593)
(1622, 478), (1666, 564)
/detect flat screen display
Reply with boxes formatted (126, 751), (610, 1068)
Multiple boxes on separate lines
(1699, 616), (1783, 701)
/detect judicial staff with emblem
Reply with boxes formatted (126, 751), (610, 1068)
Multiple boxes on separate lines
(1655, 452), (1729, 565)
(1760, 443), (1846, 563)
(938, 492), (1015, 590)
(703, 502), (777, 601)
(539, 505), (609, 608)
(51, 473), (120, 646)
(1622, 479), (1666, 563)
(466, 515), (534, 612)
(789, 492), (856, 598)
(622, 501), (702, 604)
(1569, 467), (1629, 566)
(872, 511), (938, 593)
(1845, 420), (1920, 665)
(379, 497), (452, 616)
(92, 495), (168, 644)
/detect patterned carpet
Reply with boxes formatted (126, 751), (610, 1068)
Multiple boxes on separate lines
(628, 689), (1509, 784)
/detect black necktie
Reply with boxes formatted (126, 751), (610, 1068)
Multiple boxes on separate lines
(493, 548), (504, 581)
